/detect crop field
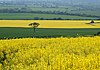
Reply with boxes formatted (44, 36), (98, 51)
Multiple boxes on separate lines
(0, 13), (97, 20)
(0, 4), (100, 20)
(0, 27), (100, 39)
(0, 20), (100, 28)
(0, 1), (100, 70)
(0, 36), (100, 70)
(0, 20), (100, 38)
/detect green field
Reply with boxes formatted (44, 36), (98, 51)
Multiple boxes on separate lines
(0, 3), (100, 20)
(0, 13), (97, 20)
(0, 27), (100, 39)
(0, 5), (100, 20)
(0, 20), (100, 39)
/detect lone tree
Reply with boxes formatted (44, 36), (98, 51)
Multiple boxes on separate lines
(90, 20), (94, 25)
(29, 22), (40, 32)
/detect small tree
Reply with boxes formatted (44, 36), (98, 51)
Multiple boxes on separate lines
(90, 20), (94, 25)
(29, 22), (40, 32)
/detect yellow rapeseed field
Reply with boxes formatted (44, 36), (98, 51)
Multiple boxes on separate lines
(0, 20), (100, 28)
(0, 36), (100, 70)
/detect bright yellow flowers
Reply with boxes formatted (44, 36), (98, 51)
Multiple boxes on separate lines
(0, 20), (100, 28)
(0, 36), (100, 70)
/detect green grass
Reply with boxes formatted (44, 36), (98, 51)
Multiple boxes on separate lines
(0, 27), (100, 39)
(71, 10), (100, 16)
(0, 13), (97, 20)
(0, 4), (100, 20)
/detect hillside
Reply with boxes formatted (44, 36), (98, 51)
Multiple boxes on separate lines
(0, 0), (100, 20)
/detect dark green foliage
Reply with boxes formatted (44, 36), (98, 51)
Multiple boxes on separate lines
(29, 22), (40, 32)
(90, 20), (94, 23)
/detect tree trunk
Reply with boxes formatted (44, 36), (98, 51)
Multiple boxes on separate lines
(34, 27), (35, 32)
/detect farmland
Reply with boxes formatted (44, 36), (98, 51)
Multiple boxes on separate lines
(0, 20), (100, 39)
(0, 0), (100, 70)
(0, 13), (97, 20)
(0, 4), (100, 20)
(0, 27), (100, 39)
(0, 36), (100, 70)
(0, 20), (100, 28)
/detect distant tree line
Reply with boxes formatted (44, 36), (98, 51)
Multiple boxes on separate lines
(0, 8), (32, 13)
(33, 17), (63, 20)
(2, 18), (99, 20)
(0, 17), (100, 20)
(33, 17), (100, 20)
(0, 8), (100, 19)
(31, 11), (100, 18)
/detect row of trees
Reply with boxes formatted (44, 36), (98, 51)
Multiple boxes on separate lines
(33, 17), (100, 20)
(0, 8), (100, 18)
(34, 17), (63, 20)
(0, 8), (32, 13)
(31, 11), (100, 18)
